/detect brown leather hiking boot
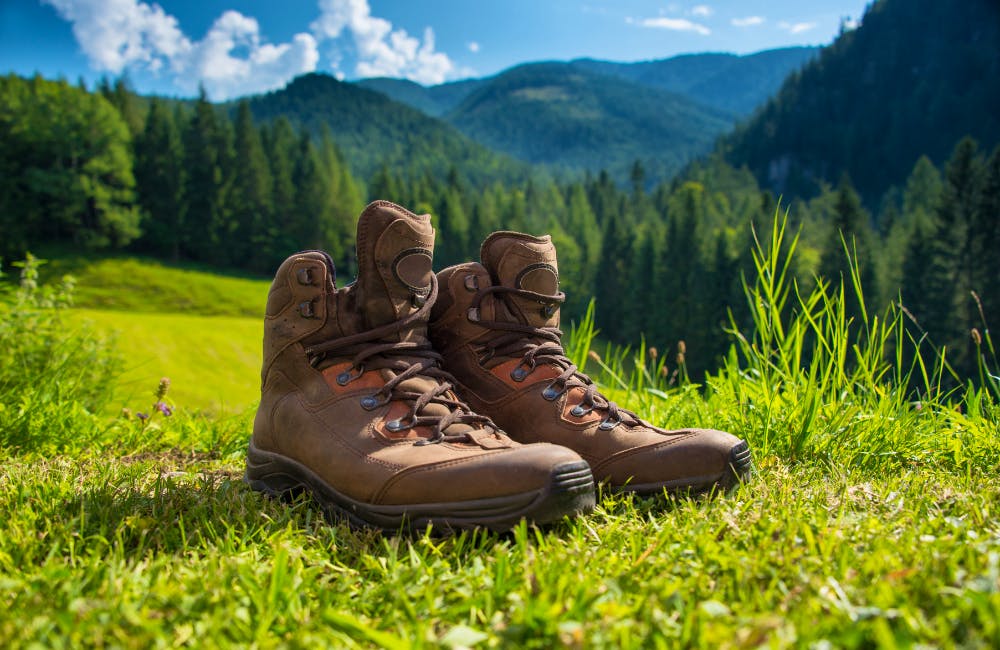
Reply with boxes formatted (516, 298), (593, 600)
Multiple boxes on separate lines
(246, 203), (595, 531)
(429, 231), (753, 495)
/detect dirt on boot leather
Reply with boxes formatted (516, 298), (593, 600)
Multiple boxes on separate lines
(246, 203), (595, 531)
(429, 231), (754, 495)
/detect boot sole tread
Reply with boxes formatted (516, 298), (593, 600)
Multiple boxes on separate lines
(245, 441), (595, 532)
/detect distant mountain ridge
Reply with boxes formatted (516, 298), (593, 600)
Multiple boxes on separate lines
(443, 62), (733, 182)
(352, 47), (817, 182)
(357, 47), (817, 119)
(570, 47), (818, 116)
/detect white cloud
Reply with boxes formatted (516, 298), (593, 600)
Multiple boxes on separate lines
(184, 11), (320, 99)
(842, 17), (860, 30)
(637, 17), (711, 36)
(731, 16), (765, 28)
(42, 0), (319, 99)
(467, 41), (480, 53)
(690, 5), (713, 18)
(778, 20), (818, 35)
(42, 0), (191, 73)
(312, 0), (458, 84)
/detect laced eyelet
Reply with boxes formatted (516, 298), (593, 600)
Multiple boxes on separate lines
(385, 419), (410, 432)
(541, 385), (562, 400)
(467, 307), (480, 322)
(360, 395), (380, 410)
(413, 438), (436, 446)
(570, 405), (588, 417)
(337, 364), (364, 385)
(541, 303), (557, 318)
(298, 299), (317, 319)
(510, 367), (529, 382)
(598, 419), (618, 431)
(296, 267), (314, 285)
(464, 275), (479, 292)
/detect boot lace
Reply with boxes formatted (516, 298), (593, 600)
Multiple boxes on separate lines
(470, 284), (643, 430)
(304, 276), (498, 445)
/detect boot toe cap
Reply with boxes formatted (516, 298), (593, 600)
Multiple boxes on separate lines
(377, 443), (591, 506)
(593, 428), (751, 494)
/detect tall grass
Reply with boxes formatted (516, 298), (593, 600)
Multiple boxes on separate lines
(0, 255), (121, 452)
(566, 210), (1000, 473)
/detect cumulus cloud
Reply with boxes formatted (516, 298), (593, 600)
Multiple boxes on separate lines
(731, 16), (765, 28)
(636, 17), (711, 36)
(312, 0), (457, 84)
(42, 0), (191, 73)
(690, 5), (713, 18)
(184, 11), (319, 98)
(467, 41), (480, 53)
(778, 21), (818, 35)
(42, 0), (319, 99)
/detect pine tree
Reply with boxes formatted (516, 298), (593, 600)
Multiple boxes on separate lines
(594, 210), (630, 337)
(183, 89), (229, 262)
(264, 117), (298, 267)
(972, 145), (1000, 332)
(924, 137), (984, 368)
(134, 99), (185, 260)
(231, 101), (274, 271)
(818, 174), (876, 327)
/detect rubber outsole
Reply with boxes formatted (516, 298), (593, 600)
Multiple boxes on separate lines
(614, 439), (755, 496)
(244, 441), (596, 532)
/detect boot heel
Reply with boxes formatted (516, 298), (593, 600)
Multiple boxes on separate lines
(245, 441), (308, 500)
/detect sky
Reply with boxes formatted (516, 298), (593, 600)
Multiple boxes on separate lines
(1, 0), (872, 100)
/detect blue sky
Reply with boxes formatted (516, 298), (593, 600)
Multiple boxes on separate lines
(1, 0), (871, 100)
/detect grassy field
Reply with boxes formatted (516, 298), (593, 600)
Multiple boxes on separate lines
(72, 309), (261, 415)
(2, 228), (1000, 648)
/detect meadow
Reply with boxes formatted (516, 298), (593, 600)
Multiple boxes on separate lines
(1, 220), (999, 648)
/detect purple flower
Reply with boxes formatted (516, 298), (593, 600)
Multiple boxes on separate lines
(137, 412), (149, 421)
(155, 401), (173, 417)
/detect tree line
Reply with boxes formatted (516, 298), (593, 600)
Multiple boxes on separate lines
(2, 73), (998, 382)
(1, 74), (364, 274)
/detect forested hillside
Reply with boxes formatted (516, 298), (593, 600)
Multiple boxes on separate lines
(724, 0), (1000, 202)
(355, 77), (485, 118)
(357, 48), (815, 181)
(571, 46), (818, 116)
(445, 63), (733, 182)
(246, 73), (529, 187)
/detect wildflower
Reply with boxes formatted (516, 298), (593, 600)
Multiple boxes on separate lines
(154, 401), (173, 417)
(676, 340), (686, 366)
(659, 365), (669, 378)
(137, 412), (149, 421)
(156, 377), (171, 401)
(648, 346), (658, 360)
(971, 328), (982, 346)
(588, 350), (602, 363)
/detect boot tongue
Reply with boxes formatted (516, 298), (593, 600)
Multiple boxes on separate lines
(480, 231), (561, 327)
(355, 201), (435, 338)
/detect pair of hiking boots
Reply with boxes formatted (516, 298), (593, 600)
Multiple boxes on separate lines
(246, 201), (753, 531)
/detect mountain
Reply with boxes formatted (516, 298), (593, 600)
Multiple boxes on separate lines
(443, 62), (734, 182)
(723, 0), (1000, 202)
(355, 77), (486, 118)
(571, 47), (818, 116)
(359, 47), (817, 121)
(246, 73), (527, 186)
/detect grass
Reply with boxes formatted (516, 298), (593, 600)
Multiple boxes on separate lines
(2, 216), (1000, 647)
(36, 254), (270, 316)
(71, 309), (261, 415)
